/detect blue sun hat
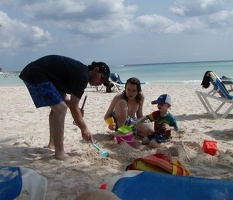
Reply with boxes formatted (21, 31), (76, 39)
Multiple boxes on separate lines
(151, 94), (172, 105)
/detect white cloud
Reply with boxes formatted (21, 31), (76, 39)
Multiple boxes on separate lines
(155, 0), (233, 34)
(208, 10), (233, 28)
(0, 11), (52, 51)
(2, 0), (232, 40)
(169, 5), (187, 17)
(1, 0), (233, 71)
(170, 0), (229, 17)
(182, 18), (207, 33)
(1, 0), (137, 39)
(135, 14), (183, 34)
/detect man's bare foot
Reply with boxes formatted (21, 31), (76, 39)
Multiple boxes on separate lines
(55, 152), (69, 160)
(54, 153), (79, 163)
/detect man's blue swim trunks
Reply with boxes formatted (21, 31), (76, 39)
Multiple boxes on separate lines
(24, 81), (63, 108)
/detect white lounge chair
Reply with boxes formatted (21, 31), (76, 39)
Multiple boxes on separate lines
(195, 71), (233, 118)
(0, 166), (47, 200)
(95, 73), (150, 93)
(109, 73), (125, 92)
(109, 73), (149, 93)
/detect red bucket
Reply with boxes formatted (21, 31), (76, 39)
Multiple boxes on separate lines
(115, 132), (134, 146)
(202, 140), (217, 156)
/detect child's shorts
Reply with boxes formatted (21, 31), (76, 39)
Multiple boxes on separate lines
(147, 132), (170, 144)
(24, 81), (63, 108)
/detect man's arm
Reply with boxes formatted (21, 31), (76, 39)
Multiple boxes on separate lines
(69, 94), (94, 143)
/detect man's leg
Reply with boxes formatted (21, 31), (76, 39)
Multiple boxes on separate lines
(47, 110), (55, 149)
(22, 81), (74, 161)
(50, 102), (68, 160)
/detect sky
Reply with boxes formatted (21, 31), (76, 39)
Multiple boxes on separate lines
(1, 0), (233, 71)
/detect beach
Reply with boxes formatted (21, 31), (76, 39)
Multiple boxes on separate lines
(0, 83), (233, 199)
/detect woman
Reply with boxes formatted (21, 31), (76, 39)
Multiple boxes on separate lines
(104, 77), (153, 137)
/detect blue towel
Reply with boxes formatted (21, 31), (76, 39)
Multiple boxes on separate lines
(0, 166), (22, 200)
(112, 171), (233, 200)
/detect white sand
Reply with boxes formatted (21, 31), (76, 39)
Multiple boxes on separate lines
(0, 83), (233, 199)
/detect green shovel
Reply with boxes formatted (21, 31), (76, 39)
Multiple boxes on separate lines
(117, 122), (142, 134)
(117, 124), (134, 134)
(117, 122), (142, 135)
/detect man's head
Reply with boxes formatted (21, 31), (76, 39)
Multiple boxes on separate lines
(88, 61), (110, 86)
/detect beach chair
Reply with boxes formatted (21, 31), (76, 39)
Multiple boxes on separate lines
(102, 170), (233, 200)
(110, 73), (126, 85)
(0, 166), (47, 200)
(94, 73), (124, 92)
(95, 81), (118, 93)
(221, 76), (233, 92)
(109, 73), (125, 93)
(95, 84), (105, 92)
(109, 73), (149, 93)
(110, 73), (149, 85)
(195, 71), (233, 118)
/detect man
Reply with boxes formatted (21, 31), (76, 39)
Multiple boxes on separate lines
(19, 55), (110, 161)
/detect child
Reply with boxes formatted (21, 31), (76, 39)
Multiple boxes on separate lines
(133, 94), (178, 148)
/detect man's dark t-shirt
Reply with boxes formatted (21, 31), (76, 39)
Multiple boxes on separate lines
(19, 55), (88, 99)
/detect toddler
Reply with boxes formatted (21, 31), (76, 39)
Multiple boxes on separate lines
(134, 94), (178, 148)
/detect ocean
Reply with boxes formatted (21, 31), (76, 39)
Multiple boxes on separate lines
(110, 60), (233, 84)
(0, 60), (233, 86)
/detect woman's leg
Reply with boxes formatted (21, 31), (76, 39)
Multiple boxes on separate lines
(114, 99), (128, 128)
(137, 123), (154, 137)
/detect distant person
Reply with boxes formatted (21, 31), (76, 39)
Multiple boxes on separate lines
(104, 81), (114, 93)
(104, 77), (153, 137)
(19, 55), (111, 161)
(133, 94), (178, 148)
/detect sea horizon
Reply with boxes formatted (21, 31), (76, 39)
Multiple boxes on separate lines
(119, 59), (233, 67)
(0, 59), (233, 86)
(1, 59), (233, 72)
(110, 59), (233, 84)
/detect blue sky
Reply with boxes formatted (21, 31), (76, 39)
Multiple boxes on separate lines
(0, 0), (233, 71)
